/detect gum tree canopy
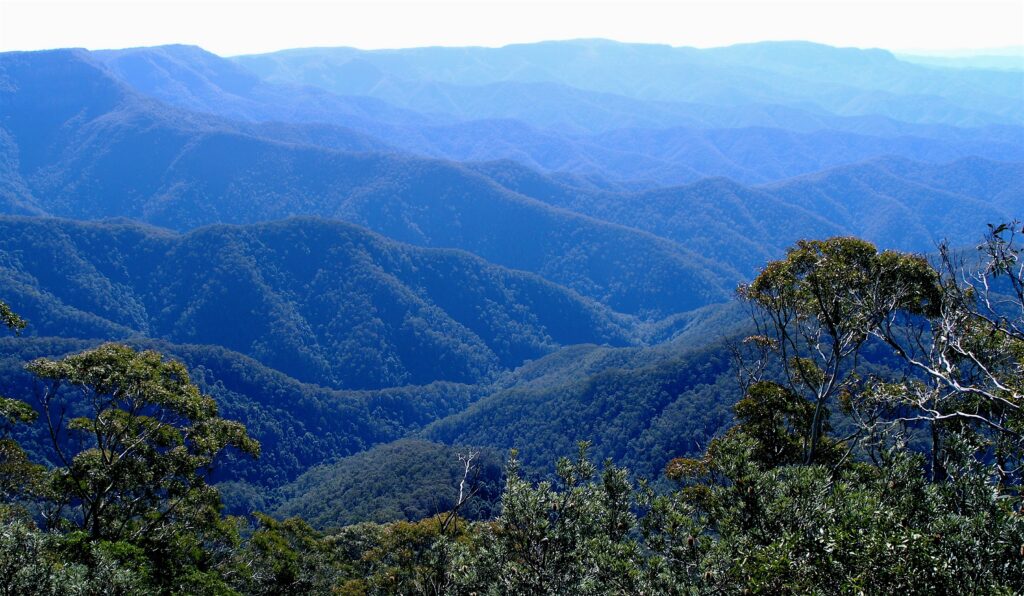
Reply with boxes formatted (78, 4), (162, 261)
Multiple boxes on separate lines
(28, 343), (260, 543)
(738, 236), (942, 463)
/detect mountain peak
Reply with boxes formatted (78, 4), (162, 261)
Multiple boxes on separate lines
(93, 43), (264, 97)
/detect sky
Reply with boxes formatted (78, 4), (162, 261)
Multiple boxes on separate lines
(1, 0), (1022, 56)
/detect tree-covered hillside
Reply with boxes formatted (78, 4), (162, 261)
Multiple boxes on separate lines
(1, 35), (1023, 594)
(471, 156), (1023, 275)
(0, 49), (736, 316)
(424, 341), (738, 480)
(3, 225), (1023, 593)
(235, 40), (1024, 126)
(4, 47), (1022, 318)
(0, 216), (638, 388)
(0, 336), (483, 489)
(274, 439), (504, 529)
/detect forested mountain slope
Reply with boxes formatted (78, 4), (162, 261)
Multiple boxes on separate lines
(423, 339), (738, 481)
(6, 49), (1018, 312)
(0, 49), (735, 316)
(1, 38), (1021, 539)
(0, 335), (484, 490)
(274, 439), (505, 528)
(235, 40), (1024, 126)
(261, 330), (752, 530)
(0, 216), (639, 389)
(95, 45), (1024, 186)
(469, 156), (1024, 275)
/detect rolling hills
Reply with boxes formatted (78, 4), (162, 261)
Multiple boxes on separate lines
(96, 44), (1024, 187)
(1, 38), (1022, 527)
(0, 49), (736, 316)
(0, 335), (484, 490)
(235, 39), (1024, 126)
(0, 216), (640, 389)
(4, 48), (1019, 313)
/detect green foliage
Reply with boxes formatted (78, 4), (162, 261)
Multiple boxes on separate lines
(0, 300), (25, 334)
(0, 301), (42, 502)
(4, 39), (1023, 594)
(0, 435), (45, 502)
(652, 436), (1024, 593)
(737, 236), (943, 463)
(230, 514), (344, 595)
(0, 397), (35, 426)
(275, 440), (503, 530)
(1, 200), (1022, 593)
(682, 229), (1024, 592)
(453, 445), (646, 595)
(0, 216), (634, 390)
(426, 342), (737, 480)
(8, 343), (258, 593)
(731, 381), (816, 467)
(234, 430), (1024, 594)
(742, 237), (941, 323)
(29, 344), (259, 543)
(0, 514), (148, 595)
(0, 336), (487, 502)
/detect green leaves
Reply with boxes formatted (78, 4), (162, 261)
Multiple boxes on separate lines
(444, 444), (648, 595)
(21, 343), (260, 592)
(733, 381), (817, 468)
(28, 344), (217, 421)
(0, 302), (43, 502)
(702, 229), (1024, 592)
(0, 300), (26, 334)
(738, 236), (946, 464)
(0, 396), (36, 426)
(742, 237), (941, 339)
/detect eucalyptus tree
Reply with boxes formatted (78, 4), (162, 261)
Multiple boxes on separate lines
(860, 222), (1024, 484)
(738, 237), (941, 463)
(0, 300), (42, 501)
(29, 343), (260, 543)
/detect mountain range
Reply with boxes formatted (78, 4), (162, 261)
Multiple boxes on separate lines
(0, 38), (1020, 524)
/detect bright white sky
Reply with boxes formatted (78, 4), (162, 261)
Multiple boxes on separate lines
(1, 0), (1022, 56)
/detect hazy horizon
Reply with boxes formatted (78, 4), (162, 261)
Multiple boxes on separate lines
(2, 0), (1021, 57)
(4, 37), (1024, 61)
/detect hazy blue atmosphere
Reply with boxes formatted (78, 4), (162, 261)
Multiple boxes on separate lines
(2, 0), (1023, 55)
(0, 1), (1023, 593)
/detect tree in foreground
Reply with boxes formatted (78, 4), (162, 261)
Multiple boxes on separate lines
(0, 300), (43, 503)
(0, 301), (25, 335)
(218, 226), (1024, 594)
(659, 226), (1024, 592)
(30, 344), (260, 540)
(26, 343), (260, 591)
(5, 223), (1024, 593)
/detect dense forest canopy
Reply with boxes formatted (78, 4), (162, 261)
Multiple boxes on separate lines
(0, 37), (1021, 593)
(2, 224), (1024, 592)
